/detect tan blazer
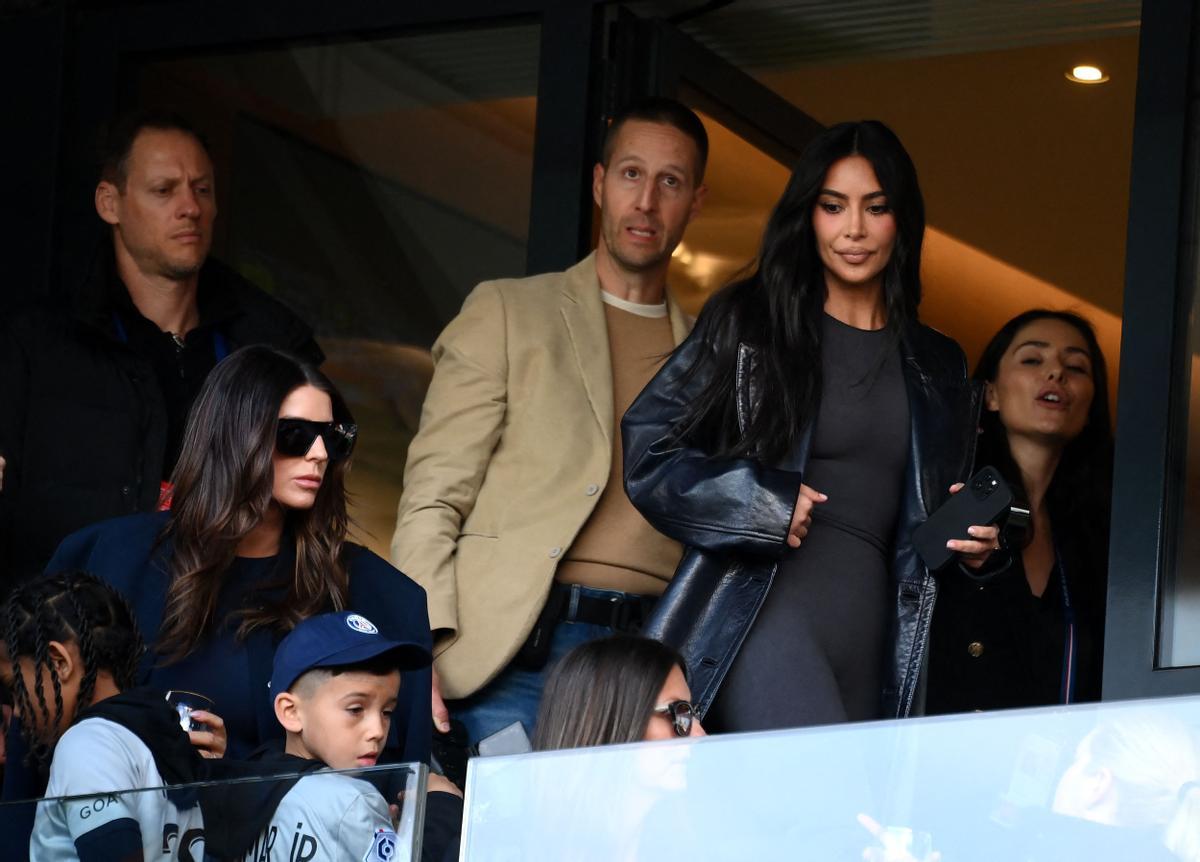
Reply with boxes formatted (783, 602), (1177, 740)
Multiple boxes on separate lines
(391, 253), (692, 698)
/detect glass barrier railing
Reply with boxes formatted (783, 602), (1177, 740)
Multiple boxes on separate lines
(0, 762), (427, 861)
(463, 696), (1200, 861)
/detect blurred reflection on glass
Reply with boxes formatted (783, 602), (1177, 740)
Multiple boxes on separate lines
(134, 22), (541, 557)
(464, 696), (1200, 861)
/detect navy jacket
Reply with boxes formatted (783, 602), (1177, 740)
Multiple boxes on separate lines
(0, 250), (322, 591)
(623, 323), (979, 720)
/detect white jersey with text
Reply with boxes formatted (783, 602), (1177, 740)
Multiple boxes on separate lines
(240, 771), (398, 862)
(30, 717), (205, 861)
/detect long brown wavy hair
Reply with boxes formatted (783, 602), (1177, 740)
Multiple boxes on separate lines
(156, 346), (353, 663)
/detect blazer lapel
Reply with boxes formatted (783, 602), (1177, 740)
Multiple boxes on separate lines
(559, 253), (614, 444)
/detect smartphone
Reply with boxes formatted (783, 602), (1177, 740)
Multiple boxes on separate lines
(912, 466), (1013, 571)
(475, 721), (532, 757)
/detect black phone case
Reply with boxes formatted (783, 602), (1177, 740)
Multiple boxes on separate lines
(912, 466), (1013, 571)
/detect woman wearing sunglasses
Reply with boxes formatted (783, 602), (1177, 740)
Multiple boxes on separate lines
(532, 634), (704, 750)
(24, 345), (433, 763)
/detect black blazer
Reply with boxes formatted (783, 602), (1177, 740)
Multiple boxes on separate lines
(622, 322), (979, 719)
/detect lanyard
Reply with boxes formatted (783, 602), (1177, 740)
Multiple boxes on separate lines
(112, 313), (230, 362)
(1055, 540), (1078, 704)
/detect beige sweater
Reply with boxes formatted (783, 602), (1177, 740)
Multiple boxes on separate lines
(556, 300), (683, 595)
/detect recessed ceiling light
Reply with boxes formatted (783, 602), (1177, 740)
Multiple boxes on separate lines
(1066, 65), (1109, 84)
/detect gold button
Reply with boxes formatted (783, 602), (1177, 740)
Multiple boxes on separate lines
(968, 641), (984, 658)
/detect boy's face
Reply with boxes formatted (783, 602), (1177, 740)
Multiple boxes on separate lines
(278, 669), (401, 769)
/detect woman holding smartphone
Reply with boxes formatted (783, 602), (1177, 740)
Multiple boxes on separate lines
(926, 310), (1112, 713)
(623, 120), (996, 731)
(28, 346), (433, 761)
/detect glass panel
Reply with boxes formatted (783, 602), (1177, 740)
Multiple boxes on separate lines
(1, 763), (427, 860)
(1163, 350), (1200, 666)
(133, 21), (540, 556)
(463, 697), (1200, 859)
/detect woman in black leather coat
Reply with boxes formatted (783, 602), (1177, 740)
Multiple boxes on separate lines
(622, 121), (996, 732)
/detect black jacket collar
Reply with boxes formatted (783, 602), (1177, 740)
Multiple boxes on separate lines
(72, 240), (245, 341)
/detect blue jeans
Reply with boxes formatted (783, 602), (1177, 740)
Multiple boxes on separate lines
(450, 618), (611, 747)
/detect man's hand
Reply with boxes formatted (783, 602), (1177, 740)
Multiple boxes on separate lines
(786, 484), (827, 548)
(0, 454), (6, 492)
(432, 665), (450, 734)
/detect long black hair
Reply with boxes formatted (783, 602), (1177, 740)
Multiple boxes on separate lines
(974, 310), (1113, 551)
(533, 635), (687, 751)
(158, 345), (355, 663)
(673, 120), (925, 464)
(2, 570), (145, 765)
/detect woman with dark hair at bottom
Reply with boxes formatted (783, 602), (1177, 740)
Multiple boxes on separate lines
(526, 637), (704, 862)
(623, 121), (994, 733)
(4, 346), (432, 778)
(533, 634), (704, 751)
(927, 310), (1113, 713)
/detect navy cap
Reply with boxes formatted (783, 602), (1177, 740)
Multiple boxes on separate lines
(269, 611), (432, 695)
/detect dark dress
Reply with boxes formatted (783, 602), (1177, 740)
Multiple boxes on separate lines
(926, 530), (1106, 713)
(709, 315), (910, 731)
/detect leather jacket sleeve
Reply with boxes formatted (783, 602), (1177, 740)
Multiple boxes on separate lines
(622, 331), (802, 560)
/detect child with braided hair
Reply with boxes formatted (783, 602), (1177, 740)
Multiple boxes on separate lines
(1, 570), (221, 860)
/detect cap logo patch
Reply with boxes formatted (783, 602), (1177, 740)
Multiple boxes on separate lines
(346, 614), (379, 635)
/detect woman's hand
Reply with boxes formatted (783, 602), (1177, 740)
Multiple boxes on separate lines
(187, 709), (227, 759)
(944, 483), (1000, 570)
(787, 484), (828, 548)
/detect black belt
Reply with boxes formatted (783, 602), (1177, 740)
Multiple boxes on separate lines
(551, 583), (657, 633)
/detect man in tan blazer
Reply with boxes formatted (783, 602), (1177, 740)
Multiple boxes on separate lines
(392, 99), (708, 745)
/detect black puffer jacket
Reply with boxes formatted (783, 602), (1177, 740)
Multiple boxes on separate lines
(0, 250), (322, 590)
(622, 322), (979, 719)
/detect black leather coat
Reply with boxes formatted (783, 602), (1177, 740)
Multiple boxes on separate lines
(622, 322), (979, 720)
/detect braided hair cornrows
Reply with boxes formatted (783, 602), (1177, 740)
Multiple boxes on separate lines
(1, 570), (145, 766)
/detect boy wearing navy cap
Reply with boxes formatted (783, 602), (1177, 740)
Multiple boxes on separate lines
(271, 610), (431, 772)
(206, 611), (456, 861)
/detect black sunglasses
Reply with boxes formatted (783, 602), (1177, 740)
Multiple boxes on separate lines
(652, 699), (697, 738)
(275, 419), (357, 461)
